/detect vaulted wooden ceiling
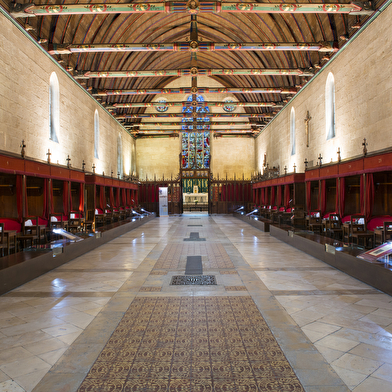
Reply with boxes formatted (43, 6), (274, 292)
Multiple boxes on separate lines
(6, 0), (380, 138)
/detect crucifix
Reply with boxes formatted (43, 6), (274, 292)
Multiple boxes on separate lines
(20, 140), (26, 158)
(46, 149), (51, 164)
(362, 138), (368, 156)
(66, 155), (71, 168)
(304, 111), (312, 147)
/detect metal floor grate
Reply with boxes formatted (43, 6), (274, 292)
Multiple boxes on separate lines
(170, 275), (217, 285)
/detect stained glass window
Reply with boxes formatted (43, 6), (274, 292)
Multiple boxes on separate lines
(181, 95), (210, 169)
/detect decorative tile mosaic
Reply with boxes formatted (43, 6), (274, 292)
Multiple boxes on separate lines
(149, 271), (167, 276)
(77, 297), (304, 392)
(220, 270), (238, 275)
(139, 287), (162, 292)
(225, 286), (247, 291)
(170, 275), (217, 285)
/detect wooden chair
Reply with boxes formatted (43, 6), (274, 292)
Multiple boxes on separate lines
(17, 217), (40, 249)
(0, 223), (8, 256)
(350, 215), (374, 248)
(309, 210), (322, 233)
(68, 212), (84, 233)
(84, 210), (95, 232)
(383, 221), (392, 243)
(327, 214), (343, 240)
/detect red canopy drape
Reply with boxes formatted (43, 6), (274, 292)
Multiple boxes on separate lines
(79, 183), (84, 213)
(365, 173), (374, 223)
(261, 188), (265, 205)
(360, 175), (364, 215)
(320, 180), (326, 216)
(43, 178), (48, 219)
(222, 185), (226, 201)
(335, 178), (339, 215)
(270, 187), (275, 206)
(50, 181), (54, 214)
(276, 186), (282, 206)
(16, 175), (24, 222)
(339, 178), (345, 218)
(116, 188), (120, 207)
(63, 181), (69, 216)
(285, 184), (290, 209)
(122, 188), (126, 206)
(127, 189), (131, 206)
(306, 182), (311, 212)
(109, 187), (115, 207)
(100, 186), (105, 211)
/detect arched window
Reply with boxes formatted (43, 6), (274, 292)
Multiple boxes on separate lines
(94, 110), (99, 159)
(49, 72), (60, 142)
(117, 134), (123, 178)
(290, 107), (296, 155)
(325, 72), (335, 140)
(181, 95), (210, 169)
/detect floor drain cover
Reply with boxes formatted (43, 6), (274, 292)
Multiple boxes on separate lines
(171, 275), (217, 285)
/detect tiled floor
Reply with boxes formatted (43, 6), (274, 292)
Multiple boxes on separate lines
(0, 215), (391, 391)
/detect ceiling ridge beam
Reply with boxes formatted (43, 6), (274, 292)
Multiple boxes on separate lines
(112, 102), (284, 108)
(91, 86), (298, 96)
(11, 2), (374, 18)
(48, 41), (338, 55)
(75, 68), (313, 79)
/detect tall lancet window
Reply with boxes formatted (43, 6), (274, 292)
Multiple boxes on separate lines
(94, 110), (99, 159)
(49, 72), (60, 142)
(325, 72), (336, 140)
(290, 107), (296, 155)
(117, 134), (123, 178)
(181, 95), (210, 169)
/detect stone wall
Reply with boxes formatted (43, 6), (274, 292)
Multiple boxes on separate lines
(0, 11), (136, 176)
(255, 4), (392, 174)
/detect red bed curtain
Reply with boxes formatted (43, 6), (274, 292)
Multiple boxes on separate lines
(122, 188), (126, 206)
(79, 183), (84, 213)
(339, 178), (345, 218)
(110, 187), (115, 207)
(63, 181), (69, 216)
(335, 178), (339, 215)
(306, 182), (311, 212)
(50, 181), (54, 214)
(116, 188), (120, 207)
(100, 186), (105, 211)
(365, 173), (374, 223)
(16, 175), (24, 222)
(360, 175), (364, 215)
(276, 186), (282, 207)
(270, 187), (275, 206)
(320, 180), (326, 216)
(285, 184), (290, 209)
(42, 178), (48, 219)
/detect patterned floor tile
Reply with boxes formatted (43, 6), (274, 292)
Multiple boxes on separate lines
(139, 287), (161, 292)
(77, 296), (304, 392)
(225, 286), (247, 291)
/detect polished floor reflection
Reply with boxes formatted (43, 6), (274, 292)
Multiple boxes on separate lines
(0, 215), (391, 391)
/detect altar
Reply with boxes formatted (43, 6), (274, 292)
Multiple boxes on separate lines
(183, 186), (208, 211)
(183, 193), (208, 204)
